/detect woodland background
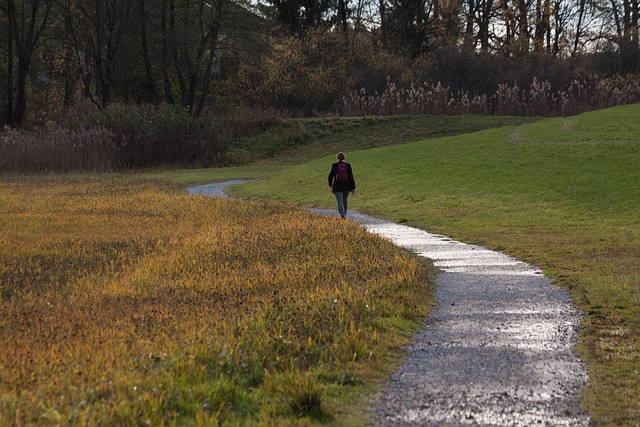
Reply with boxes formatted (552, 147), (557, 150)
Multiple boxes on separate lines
(1, 0), (639, 171)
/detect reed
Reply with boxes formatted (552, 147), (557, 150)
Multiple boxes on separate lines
(342, 74), (640, 117)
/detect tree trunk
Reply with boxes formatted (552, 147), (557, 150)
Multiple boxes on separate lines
(4, 0), (50, 124)
(479, 0), (494, 50)
(517, 0), (530, 53)
(139, 0), (159, 105)
(622, 0), (639, 71)
(94, 0), (106, 107)
(13, 52), (30, 124)
(194, 0), (224, 117)
(160, 0), (175, 104)
(552, 0), (561, 55)
(63, 12), (75, 107)
(634, 0), (639, 69)
(338, 0), (349, 33)
(534, 0), (543, 51)
(5, 1), (15, 124)
(464, 0), (476, 48)
(572, 0), (585, 54)
(533, 0), (551, 52)
(169, 0), (188, 107)
(379, 0), (386, 43)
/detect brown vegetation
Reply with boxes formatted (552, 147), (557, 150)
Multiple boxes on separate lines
(342, 74), (640, 117)
(0, 103), (281, 173)
(0, 176), (433, 425)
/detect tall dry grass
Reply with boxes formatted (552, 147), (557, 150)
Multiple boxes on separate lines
(0, 127), (118, 173)
(0, 176), (432, 425)
(342, 74), (640, 117)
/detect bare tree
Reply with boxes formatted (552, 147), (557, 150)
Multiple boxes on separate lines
(338, 0), (349, 32)
(533, 0), (552, 52)
(2, 0), (51, 124)
(588, 0), (639, 69)
(160, 0), (174, 104)
(161, 0), (226, 116)
(139, 0), (159, 105)
(617, 0), (639, 70)
(60, 0), (134, 109)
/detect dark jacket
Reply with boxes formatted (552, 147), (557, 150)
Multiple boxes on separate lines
(328, 161), (356, 193)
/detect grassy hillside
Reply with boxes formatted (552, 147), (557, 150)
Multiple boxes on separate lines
(230, 115), (538, 164)
(232, 104), (640, 426)
(141, 114), (537, 185)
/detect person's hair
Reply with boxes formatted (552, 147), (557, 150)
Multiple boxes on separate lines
(336, 152), (345, 161)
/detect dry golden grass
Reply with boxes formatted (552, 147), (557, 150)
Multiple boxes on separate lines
(0, 176), (433, 426)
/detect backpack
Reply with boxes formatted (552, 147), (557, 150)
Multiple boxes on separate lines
(336, 162), (349, 182)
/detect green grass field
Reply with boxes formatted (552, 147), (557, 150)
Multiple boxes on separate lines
(176, 106), (640, 426)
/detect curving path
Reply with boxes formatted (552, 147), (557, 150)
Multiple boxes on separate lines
(188, 182), (590, 426)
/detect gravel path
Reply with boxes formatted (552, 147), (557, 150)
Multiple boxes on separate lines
(188, 182), (590, 426)
(186, 180), (249, 198)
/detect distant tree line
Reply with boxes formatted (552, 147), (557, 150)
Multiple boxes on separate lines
(263, 0), (639, 64)
(0, 0), (638, 125)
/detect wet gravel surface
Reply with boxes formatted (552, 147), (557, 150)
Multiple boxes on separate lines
(188, 182), (590, 427)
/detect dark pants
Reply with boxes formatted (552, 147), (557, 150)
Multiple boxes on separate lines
(334, 191), (349, 218)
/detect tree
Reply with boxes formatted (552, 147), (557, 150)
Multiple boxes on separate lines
(160, 0), (175, 104)
(614, 0), (639, 71)
(385, 0), (431, 56)
(338, 0), (349, 33)
(59, 0), (135, 110)
(572, 0), (589, 54)
(139, 0), (159, 105)
(533, 0), (552, 52)
(160, 0), (226, 116)
(478, 0), (498, 50)
(1, 0), (51, 124)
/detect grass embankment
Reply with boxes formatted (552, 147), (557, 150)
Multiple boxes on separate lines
(141, 114), (536, 189)
(0, 177), (434, 425)
(232, 114), (539, 164)
(229, 105), (640, 426)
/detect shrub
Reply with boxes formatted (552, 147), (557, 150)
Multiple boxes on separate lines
(244, 30), (409, 116)
(0, 103), (284, 173)
(78, 103), (230, 168)
(81, 104), (283, 168)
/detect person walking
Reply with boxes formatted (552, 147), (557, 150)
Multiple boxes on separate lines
(328, 152), (356, 219)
